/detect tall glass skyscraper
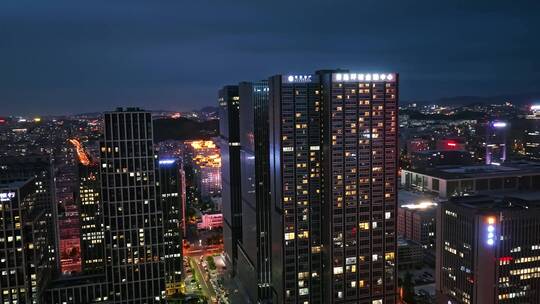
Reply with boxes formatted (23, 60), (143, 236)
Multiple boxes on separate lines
(237, 80), (272, 302)
(100, 108), (165, 303)
(158, 158), (184, 296)
(219, 86), (243, 275)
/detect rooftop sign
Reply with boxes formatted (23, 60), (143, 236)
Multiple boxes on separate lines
(333, 73), (396, 82)
(285, 75), (313, 83)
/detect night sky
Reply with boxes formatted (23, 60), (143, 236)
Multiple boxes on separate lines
(2, 0), (539, 115)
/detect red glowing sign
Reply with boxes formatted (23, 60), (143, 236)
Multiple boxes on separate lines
(499, 256), (513, 262)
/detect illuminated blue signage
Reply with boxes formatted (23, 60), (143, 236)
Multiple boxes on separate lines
(159, 159), (176, 165)
(285, 75), (313, 83)
(486, 216), (496, 246)
(0, 192), (15, 202)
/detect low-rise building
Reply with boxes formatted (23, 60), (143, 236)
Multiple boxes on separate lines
(198, 213), (223, 230)
(402, 161), (540, 198)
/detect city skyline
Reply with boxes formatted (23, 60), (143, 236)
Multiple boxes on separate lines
(2, 0), (540, 115)
(2, 1), (540, 303)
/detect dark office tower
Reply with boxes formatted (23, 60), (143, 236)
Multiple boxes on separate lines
(486, 121), (508, 165)
(218, 85), (243, 274)
(318, 72), (398, 304)
(436, 196), (540, 304)
(237, 80), (272, 302)
(76, 156), (104, 273)
(524, 113), (540, 160)
(100, 108), (165, 303)
(158, 158), (184, 296)
(0, 155), (58, 272)
(1, 178), (53, 303)
(269, 74), (324, 304)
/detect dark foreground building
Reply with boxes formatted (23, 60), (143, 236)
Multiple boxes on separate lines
(100, 108), (166, 303)
(224, 70), (399, 304)
(237, 80), (272, 302)
(219, 86), (243, 274)
(436, 195), (540, 304)
(1, 179), (54, 303)
(0, 155), (59, 270)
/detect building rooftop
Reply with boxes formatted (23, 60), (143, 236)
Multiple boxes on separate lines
(447, 193), (540, 212)
(0, 179), (31, 189)
(398, 189), (442, 207)
(405, 161), (540, 180)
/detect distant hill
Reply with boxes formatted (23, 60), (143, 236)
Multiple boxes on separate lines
(414, 92), (540, 106)
(153, 117), (218, 142)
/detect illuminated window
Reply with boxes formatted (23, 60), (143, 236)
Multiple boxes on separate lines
(284, 233), (295, 240)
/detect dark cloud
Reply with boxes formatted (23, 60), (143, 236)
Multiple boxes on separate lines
(1, 0), (539, 115)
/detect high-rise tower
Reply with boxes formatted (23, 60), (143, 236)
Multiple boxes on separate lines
(268, 73), (325, 303)
(268, 71), (399, 304)
(100, 108), (165, 303)
(318, 71), (398, 304)
(218, 86), (243, 274)
(222, 70), (398, 304)
(237, 80), (272, 302)
(158, 158), (184, 296)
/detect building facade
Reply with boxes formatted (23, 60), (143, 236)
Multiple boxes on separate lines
(267, 71), (398, 304)
(486, 121), (507, 165)
(218, 86), (243, 274)
(402, 162), (540, 199)
(187, 140), (221, 198)
(77, 160), (104, 274)
(436, 196), (540, 303)
(319, 71), (398, 304)
(1, 179), (54, 303)
(158, 158), (184, 296)
(397, 203), (437, 250)
(237, 80), (272, 303)
(269, 73), (324, 303)
(524, 110), (540, 160)
(0, 155), (59, 272)
(100, 108), (165, 303)
(45, 275), (108, 304)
